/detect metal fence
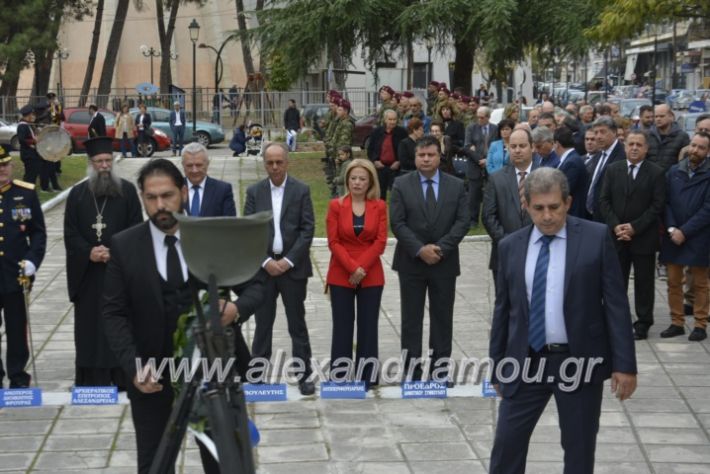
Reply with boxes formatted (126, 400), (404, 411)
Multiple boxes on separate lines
(0, 88), (404, 128)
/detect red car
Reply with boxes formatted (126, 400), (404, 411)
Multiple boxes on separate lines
(63, 107), (171, 156)
(352, 113), (378, 150)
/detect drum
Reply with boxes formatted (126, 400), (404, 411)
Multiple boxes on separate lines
(36, 125), (72, 162)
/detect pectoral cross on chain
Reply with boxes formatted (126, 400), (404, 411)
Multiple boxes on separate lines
(92, 214), (107, 241)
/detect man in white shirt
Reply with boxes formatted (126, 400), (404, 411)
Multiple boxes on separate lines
(169, 101), (186, 156)
(243, 143), (316, 395)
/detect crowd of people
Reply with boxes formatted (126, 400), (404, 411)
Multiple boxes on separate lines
(1, 77), (709, 472)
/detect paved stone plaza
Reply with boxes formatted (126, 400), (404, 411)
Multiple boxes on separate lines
(1, 156), (710, 473)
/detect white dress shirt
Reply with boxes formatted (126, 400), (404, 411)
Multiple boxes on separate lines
(525, 225), (568, 344)
(516, 162), (533, 186)
(174, 110), (183, 126)
(590, 140), (618, 185)
(187, 176), (207, 215)
(262, 176), (294, 268)
(149, 222), (188, 282)
(626, 159), (642, 180)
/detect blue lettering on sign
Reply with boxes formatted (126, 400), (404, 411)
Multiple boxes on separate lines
(482, 380), (498, 398)
(71, 386), (118, 405)
(320, 381), (366, 399)
(243, 383), (288, 402)
(401, 381), (447, 398)
(689, 101), (707, 113)
(0, 388), (42, 408)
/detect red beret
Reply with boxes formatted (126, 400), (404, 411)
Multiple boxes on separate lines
(451, 92), (461, 100)
(337, 98), (351, 111)
(462, 96), (472, 103)
(439, 87), (450, 95)
(379, 85), (395, 96)
(438, 82), (448, 90)
(402, 91), (415, 98)
(394, 92), (402, 101)
(328, 89), (341, 98)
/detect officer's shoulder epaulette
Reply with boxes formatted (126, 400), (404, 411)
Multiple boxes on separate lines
(12, 179), (35, 190)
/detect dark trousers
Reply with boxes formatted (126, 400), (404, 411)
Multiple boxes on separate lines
(468, 178), (483, 225)
(617, 247), (655, 327)
(22, 156), (41, 186)
(171, 126), (185, 154)
(377, 166), (397, 201)
(399, 274), (456, 381)
(251, 274), (312, 379)
(119, 133), (134, 157)
(130, 390), (174, 474)
(0, 291), (30, 386)
(40, 159), (60, 191)
(490, 353), (604, 474)
(329, 284), (383, 387)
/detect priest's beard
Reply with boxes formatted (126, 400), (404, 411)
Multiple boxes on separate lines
(150, 209), (179, 231)
(87, 166), (123, 197)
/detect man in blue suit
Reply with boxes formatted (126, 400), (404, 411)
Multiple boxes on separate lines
(553, 125), (588, 218)
(489, 167), (637, 474)
(169, 101), (187, 156)
(180, 143), (236, 217)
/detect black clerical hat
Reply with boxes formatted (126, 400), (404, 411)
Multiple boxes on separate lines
(84, 136), (114, 157)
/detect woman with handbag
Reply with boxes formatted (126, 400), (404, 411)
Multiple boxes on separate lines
(115, 103), (135, 157)
(135, 103), (153, 157)
(326, 159), (387, 390)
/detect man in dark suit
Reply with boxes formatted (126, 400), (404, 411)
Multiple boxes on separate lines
(599, 130), (665, 340)
(554, 126), (588, 218)
(464, 106), (498, 226)
(244, 142), (316, 395)
(482, 129), (541, 282)
(489, 167), (637, 474)
(367, 109), (407, 200)
(169, 101), (186, 156)
(390, 135), (469, 384)
(88, 104), (106, 138)
(585, 116), (626, 221)
(181, 143), (236, 217)
(103, 158), (263, 474)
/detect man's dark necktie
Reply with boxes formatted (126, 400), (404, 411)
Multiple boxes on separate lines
(165, 235), (184, 286)
(190, 185), (200, 216)
(586, 151), (607, 214)
(426, 179), (436, 216)
(628, 164), (635, 184)
(529, 235), (554, 352)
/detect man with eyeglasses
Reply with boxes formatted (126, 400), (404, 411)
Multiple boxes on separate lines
(64, 136), (143, 387)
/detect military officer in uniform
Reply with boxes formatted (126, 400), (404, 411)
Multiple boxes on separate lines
(0, 145), (47, 388)
(17, 105), (41, 186)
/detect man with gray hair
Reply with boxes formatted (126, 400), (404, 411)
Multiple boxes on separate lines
(464, 105), (498, 226)
(532, 126), (559, 168)
(169, 101), (186, 156)
(489, 166), (637, 473)
(181, 142), (236, 217)
(585, 116), (626, 221)
(64, 136), (143, 387)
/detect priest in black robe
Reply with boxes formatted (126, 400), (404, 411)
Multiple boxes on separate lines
(64, 137), (143, 387)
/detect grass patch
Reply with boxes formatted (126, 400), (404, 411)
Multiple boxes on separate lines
(255, 152), (488, 238)
(12, 155), (88, 203)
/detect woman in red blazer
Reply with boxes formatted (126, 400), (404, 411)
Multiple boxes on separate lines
(326, 158), (387, 389)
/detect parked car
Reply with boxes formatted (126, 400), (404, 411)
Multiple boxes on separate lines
(668, 89), (696, 110)
(677, 112), (706, 140)
(352, 113), (377, 149)
(618, 98), (651, 118)
(0, 120), (18, 150)
(130, 107), (225, 147)
(63, 107), (172, 156)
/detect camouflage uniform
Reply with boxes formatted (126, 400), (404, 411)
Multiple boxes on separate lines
(325, 117), (354, 197)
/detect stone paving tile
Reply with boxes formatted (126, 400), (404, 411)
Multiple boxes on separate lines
(653, 463), (710, 474)
(0, 452), (34, 472)
(646, 444), (710, 463)
(256, 462), (333, 474)
(409, 460), (488, 474)
(43, 433), (115, 451)
(33, 450), (110, 470)
(400, 441), (477, 461)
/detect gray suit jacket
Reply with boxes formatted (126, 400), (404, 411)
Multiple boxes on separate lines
(482, 159), (541, 270)
(390, 170), (469, 277)
(243, 176), (314, 280)
(464, 123), (498, 179)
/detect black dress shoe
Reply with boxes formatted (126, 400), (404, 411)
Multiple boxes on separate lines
(688, 328), (707, 342)
(684, 304), (694, 316)
(9, 381), (30, 389)
(634, 324), (649, 340)
(660, 324), (685, 338)
(298, 380), (315, 396)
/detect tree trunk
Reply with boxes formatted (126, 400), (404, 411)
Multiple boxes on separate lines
(255, 0), (265, 72)
(235, 0), (255, 76)
(97, 0), (129, 108)
(32, 51), (54, 98)
(452, 40), (474, 94)
(156, 0), (180, 95)
(79, 0), (103, 107)
(0, 64), (21, 117)
(405, 39), (414, 90)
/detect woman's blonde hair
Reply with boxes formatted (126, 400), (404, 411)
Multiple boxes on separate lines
(343, 158), (380, 201)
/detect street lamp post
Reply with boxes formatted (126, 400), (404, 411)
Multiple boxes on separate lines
(199, 35), (238, 93)
(140, 45), (161, 84)
(53, 48), (69, 98)
(424, 36), (434, 86)
(189, 19), (200, 136)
